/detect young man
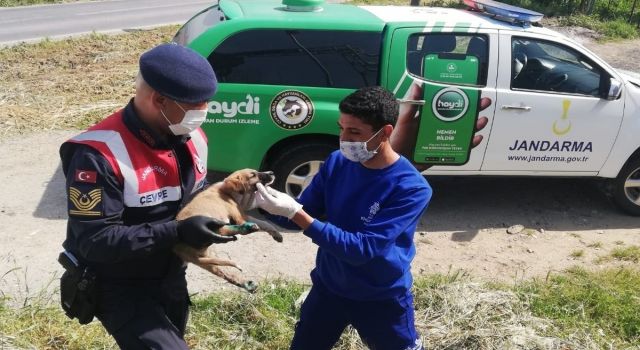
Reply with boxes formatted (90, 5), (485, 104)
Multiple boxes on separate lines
(255, 86), (432, 350)
(59, 43), (234, 349)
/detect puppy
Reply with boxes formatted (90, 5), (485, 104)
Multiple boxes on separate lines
(173, 169), (282, 292)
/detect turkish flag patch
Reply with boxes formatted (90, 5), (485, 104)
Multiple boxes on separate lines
(75, 170), (97, 183)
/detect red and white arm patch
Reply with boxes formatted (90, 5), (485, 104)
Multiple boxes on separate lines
(74, 170), (97, 183)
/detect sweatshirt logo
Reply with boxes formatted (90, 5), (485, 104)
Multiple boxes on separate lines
(361, 201), (380, 224)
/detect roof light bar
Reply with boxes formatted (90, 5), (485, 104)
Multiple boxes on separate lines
(463, 0), (543, 25)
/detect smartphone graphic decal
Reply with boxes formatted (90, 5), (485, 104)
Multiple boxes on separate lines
(413, 53), (480, 165)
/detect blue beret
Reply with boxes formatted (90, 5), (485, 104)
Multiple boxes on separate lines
(139, 43), (217, 104)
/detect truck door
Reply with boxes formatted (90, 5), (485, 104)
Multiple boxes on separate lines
(385, 27), (498, 172)
(482, 32), (624, 173)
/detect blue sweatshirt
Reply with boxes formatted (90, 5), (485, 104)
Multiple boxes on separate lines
(280, 151), (432, 301)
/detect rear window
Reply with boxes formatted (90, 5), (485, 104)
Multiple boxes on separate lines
(173, 5), (226, 46)
(208, 29), (381, 89)
(407, 33), (489, 86)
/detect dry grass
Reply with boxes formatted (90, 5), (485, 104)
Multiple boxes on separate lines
(3, 268), (639, 349)
(0, 27), (178, 138)
(0, 0), (81, 6)
(415, 280), (598, 349)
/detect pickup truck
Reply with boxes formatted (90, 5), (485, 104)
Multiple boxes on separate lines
(173, 0), (640, 215)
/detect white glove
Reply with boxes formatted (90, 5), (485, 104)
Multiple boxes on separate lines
(255, 183), (303, 219)
(234, 190), (258, 211)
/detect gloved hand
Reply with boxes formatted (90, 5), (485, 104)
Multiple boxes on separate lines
(176, 216), (236, 249)
(255, 183), (303, 219)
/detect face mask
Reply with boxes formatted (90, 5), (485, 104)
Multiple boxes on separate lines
(161, 101), (207, 136)
(340, 128), (383, 163)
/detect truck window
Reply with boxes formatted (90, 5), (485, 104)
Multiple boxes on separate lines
(209, 29), (381, 88)
(406, 33), (489, 86)
(511, 37), (604, 97)
(173, 5), (227, 46)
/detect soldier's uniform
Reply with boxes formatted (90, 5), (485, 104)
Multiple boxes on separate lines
(59, 43), (217, 349)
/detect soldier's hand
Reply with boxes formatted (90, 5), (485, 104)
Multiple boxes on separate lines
(177, 216), (236, 249)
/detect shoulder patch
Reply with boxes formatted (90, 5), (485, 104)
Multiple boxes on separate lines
(68, 186), (103, 217)
(74, 170), (97, 183)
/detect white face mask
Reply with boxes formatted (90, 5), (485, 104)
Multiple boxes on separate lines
(340, 128), (383, 163)
(161, 101), (207, 136)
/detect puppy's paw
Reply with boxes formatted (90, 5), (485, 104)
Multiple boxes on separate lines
(221, 222), (260, 235)
(240, 222), (260, 234)
(242, 280), (258, 293)
(268, 230), (284, 243)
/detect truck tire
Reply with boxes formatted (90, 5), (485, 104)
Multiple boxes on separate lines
(612, 156), (640, 216)
(268, 142), (336, 197)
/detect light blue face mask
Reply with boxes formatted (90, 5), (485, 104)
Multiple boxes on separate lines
(339, 128), (383, 163)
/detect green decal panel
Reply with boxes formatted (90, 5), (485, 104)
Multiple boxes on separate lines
(202, 85), (345, 172)
(413, 54), (480, 165)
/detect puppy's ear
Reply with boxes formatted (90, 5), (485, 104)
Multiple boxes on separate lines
(223, 176), (245, 194)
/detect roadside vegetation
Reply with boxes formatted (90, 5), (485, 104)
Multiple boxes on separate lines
(1, 269), (638, 349)
(349, 0), (640, 40)
(0, 0), (80, 6)
(0, 26), (178, 138)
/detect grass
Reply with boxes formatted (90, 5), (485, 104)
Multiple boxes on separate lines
(0, 0), (81, 6)
(596, 245), (640, 264)
(570, 249), (585, 258)
(2, 269), (639, 349)
(610, 246), (640, 263)
(0, 26), (179, 138)
(515, 266), (640, 347)
(558, 14), (640, 40)
(587, 241), (603, 249)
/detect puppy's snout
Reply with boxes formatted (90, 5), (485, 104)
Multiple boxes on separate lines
(258, 171), (275, 185)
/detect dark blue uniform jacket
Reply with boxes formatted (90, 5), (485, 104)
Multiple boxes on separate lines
(59, 100), (201, 328)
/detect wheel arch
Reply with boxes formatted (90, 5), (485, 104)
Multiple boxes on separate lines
(620, 147), (640, 174)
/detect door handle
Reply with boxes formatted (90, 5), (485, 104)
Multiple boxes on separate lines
(501, 105), (532, 111)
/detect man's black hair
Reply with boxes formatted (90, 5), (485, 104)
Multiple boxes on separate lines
(339, 86), (399, 130)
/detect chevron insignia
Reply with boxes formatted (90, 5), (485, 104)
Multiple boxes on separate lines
(68, 186), (102, 217)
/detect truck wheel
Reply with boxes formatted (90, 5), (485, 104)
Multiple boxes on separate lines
(612, 157), (640, 216)
(268, 142), (336, 197)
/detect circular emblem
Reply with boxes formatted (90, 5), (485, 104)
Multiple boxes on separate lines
(270, 91), (314, 130)
(446, 63), (457, 73)
(432, 87), (469, 122)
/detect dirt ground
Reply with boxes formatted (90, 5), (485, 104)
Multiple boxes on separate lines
(1, 34), (639, 299)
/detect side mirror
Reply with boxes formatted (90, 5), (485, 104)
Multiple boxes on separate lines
(606, 78), (622, 100)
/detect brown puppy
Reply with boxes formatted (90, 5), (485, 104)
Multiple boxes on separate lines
(173, 169), (282, 292)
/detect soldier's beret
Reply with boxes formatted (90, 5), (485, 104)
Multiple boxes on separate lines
(139, 43), (217, 104)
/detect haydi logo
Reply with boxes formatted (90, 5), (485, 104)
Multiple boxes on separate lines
(207, 94), (260, 118)
(432, 87), (468, 122)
